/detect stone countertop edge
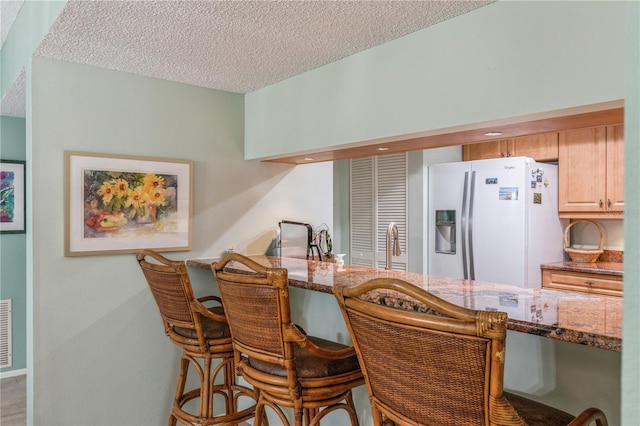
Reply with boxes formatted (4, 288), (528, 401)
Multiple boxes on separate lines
(540, 261), (623, 277)
(187, 257), (621, 352)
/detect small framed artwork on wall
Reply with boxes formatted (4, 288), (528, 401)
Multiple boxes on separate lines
(65, 151), (193, 256)
(1, 159), (26, 234)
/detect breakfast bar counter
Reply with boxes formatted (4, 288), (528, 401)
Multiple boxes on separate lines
(187, 256), (622, 352)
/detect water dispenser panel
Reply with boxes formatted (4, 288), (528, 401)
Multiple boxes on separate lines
(435, 210), (456, 254)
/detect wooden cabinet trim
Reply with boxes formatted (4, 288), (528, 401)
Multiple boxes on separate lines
(463, 132), (559, 162)
(606, 124), (624, 212)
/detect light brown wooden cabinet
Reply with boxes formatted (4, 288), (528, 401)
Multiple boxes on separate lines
(542, 268), (622, 297)
(462, 132), (559, 162)
(462, 139), (509, 161)
(558, 125), (624, 218)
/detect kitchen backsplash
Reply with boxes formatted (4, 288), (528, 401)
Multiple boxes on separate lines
(567, 219), (623, 263)
(569, 219), (624, 252)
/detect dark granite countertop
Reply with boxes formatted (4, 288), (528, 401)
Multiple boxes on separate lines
(188, 256), (622, 352)
(540, 261), (623, 277)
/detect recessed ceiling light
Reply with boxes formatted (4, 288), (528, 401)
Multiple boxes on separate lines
(484, 131), (503, 137)
(377, 147), (389, 151)
(303, 157), (315, 161)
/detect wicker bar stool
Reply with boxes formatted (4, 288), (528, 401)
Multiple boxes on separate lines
(136, 250), (256, 426)
(333, 278), (609, 426)
(211, 253), (364, 426)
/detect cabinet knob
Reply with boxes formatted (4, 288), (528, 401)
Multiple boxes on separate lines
(507, 151), (511, 157)
(599, 199), (603, 208)
(500, 152), (505, 158)
(585, 281), (594, 286)
(608, 199), (612, 208)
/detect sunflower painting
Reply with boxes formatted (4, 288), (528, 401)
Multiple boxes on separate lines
(66, 152), (192, 256)
(83, 169), (178, 237)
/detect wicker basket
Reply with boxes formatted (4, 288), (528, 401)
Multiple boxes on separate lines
(564, 219), (604, 263)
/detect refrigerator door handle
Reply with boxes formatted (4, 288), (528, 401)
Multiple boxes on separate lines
(461, 171), (469, 279)
(468, 171), (476, 280)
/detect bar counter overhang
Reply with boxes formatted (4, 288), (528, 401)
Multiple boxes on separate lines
(187, 256), (622, 352)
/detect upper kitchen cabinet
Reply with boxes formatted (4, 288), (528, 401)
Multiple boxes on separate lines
(511, 132), (559, 161)
(462, 139), (508, 161)
(462, 132), (559, 162)
(558, 125), (624, 218)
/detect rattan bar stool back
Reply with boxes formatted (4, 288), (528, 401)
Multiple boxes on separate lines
(333, 278), (608, 426)
(212, 253), (365, 426)
(136, 249), (256, 426)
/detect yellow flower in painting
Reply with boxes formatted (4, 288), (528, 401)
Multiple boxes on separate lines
(113, 178), (129, 198)
(97, 182), (115, 204)
(143, 174), (165, 192)
(148, 186), (166, 206)
(125, 186), (150, 210)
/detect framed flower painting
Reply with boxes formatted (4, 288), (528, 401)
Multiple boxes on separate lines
(65, 151), (192, 256)
(1, 160), (26, 234)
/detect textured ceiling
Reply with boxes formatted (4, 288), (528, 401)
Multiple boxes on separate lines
(0, 0), (25, 117)
(0, 0), (23, 47)
(1, 69), (26, 118)
(1, 0), (493, 117)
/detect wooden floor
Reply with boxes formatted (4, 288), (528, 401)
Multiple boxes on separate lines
(0, 376), (256, 425)
(1, 375), (26, 426)
(0, 375), (254, 425)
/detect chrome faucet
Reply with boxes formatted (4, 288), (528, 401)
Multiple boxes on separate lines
(386, 222), (401, 270)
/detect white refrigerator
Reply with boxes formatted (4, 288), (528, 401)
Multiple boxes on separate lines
(428, 156), (564, 288)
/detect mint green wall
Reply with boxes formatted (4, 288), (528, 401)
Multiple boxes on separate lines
(0, 116), (27, 374)
(29, 57), (333, 425)
(2, 0), (637, 424)
(0, 0), (65, 98)
(245, 1), (624, 160)
(623, 1), (640, 423)
(244, 1), (633, 423)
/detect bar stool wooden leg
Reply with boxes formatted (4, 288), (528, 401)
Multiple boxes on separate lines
(136, 250), (258, 426)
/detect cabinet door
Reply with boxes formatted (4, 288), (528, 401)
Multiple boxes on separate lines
(542, 269), (622, 297)
(512, 132), (559, 161)
(606, 124), (624, 213)
(559, 127), (607, 212)
(462, 140), (509, 161)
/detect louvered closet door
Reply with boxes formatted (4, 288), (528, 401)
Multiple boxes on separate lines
(350, 157), (375, 267)
(350, 153), (408, 271)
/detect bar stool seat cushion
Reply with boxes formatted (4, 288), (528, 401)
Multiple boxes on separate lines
(173, 307), (230, 339)
(249, 336), (361, 378)
(505, 392), (576, 426)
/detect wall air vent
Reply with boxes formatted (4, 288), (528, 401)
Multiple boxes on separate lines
(0, 299), (12, 368)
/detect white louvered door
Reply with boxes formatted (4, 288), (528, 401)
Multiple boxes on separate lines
(350, 153), (408, 271)
(350, 157), (375, 267)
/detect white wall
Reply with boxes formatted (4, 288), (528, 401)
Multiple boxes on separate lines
(622, 2), (640, 423)
(29, 57), (332, 425)
(245, 1), (624, 159)
(571, 219), (624, 251)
